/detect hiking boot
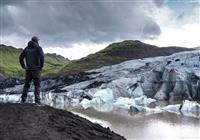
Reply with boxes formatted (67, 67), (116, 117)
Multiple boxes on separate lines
(21, 99), (26, 104)
(35, 101), (42, 106)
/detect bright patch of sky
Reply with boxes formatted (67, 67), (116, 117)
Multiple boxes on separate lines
(145, 0), (200, 48)
(43, 42), (108, 60)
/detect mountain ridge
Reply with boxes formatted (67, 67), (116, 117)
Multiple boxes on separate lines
(61, 40), (193, 74)
(0, 40), (193, 78)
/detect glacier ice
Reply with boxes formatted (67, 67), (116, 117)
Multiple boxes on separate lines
(79, 94), (158, 113)
(0, 94), (20, 103)
(80, 98), (91, 109)
(162, 100), (200, 118)
(181, 100), (200, 112)
(93, 88), (114, 102)
(0, 50), (200, 118)
(0, 92), (35, 103)
(0, 91), (199, 117)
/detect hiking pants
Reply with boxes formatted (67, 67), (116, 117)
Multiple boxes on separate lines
(21, 70), (41, 102)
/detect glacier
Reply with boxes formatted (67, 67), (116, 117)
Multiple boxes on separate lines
(0, 50), (200, 118)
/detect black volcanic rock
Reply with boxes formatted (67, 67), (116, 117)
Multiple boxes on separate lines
(0, 78), (23, 90)
(0, 73), (6, 80)
(46, 53), (69, 61)
(0, 103), (125, 140)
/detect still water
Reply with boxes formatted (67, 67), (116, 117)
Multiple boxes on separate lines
(71, 108), (200, 140)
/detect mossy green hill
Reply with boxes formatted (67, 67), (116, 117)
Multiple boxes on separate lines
(61, 40), (192, 74)
(0, 40), (193, 78)
(0, 44), (69, 78)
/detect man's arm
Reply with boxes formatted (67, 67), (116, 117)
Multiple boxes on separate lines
(19, 49), (26, 69)
(38, 47), (44, 70)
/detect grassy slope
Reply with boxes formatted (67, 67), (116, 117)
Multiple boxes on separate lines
(194, 46), (200, 50)
(61, 40), (192, 74)
(0, 45), (68, 77)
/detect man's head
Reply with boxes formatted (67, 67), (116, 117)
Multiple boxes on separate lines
(31, 36), (40, 43)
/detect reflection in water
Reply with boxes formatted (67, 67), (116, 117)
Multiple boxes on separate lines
(71, 111), (110, 128)
(72, 108), (200, 140)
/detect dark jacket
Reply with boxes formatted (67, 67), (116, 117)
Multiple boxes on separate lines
(19, 41), (44, 70)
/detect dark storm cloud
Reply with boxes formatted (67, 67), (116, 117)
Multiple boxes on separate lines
(0, 6), (14, 33)
(1, 0), (27, 6)
(1, 0), (161, 47)
(152, 0), (166, 7)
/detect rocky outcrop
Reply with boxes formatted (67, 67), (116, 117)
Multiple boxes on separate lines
(0, 78), (23, 91)
(0, 103), (125, 140)
(46, 53), (69, 61)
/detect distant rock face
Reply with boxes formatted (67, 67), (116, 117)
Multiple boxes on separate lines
(46, 53), (69, 61)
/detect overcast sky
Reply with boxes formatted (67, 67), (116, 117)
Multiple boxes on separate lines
(1, 0), (200, 59)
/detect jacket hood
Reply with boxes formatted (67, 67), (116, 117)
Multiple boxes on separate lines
(28, 41), (38, 48)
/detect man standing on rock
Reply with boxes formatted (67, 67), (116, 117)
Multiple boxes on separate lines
(19, 36), (44, 105)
